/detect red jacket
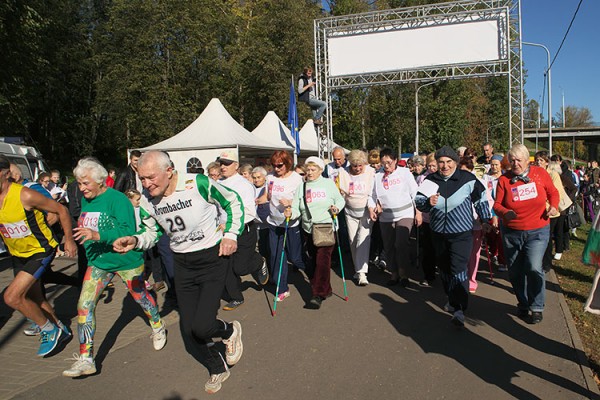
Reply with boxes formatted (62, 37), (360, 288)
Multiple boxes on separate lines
(493, 165), (559, 231)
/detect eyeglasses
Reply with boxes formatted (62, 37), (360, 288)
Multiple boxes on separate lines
(298, 172), (306, 176)
(272, 163), (285, 169)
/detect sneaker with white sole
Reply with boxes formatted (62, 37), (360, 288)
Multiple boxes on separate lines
(23, 321), (41, 336)
(358, 273), (369, 286)
(63, 353), (96, 377)
(151, 326), (167, 351)
(451, 310), (465, 327)
(222, 321), (243, 366)
(37, 325), (62, 357)
(276, 291), (290, 302)
(498, 264), (508, 272)
(553, 253), (562, 260)
(205, 368), (230, 394)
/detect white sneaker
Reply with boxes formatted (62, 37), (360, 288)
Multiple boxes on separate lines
(223, 321), (243, 365)
(553, 253), (562, 260)
(205, 367), (230, 394)
(63, 353), (96, 377)
(358, 273), (369, 286)
(151, 326), (167, 351)
(23, 321), (41, 336)
(451, 310), (465, 327)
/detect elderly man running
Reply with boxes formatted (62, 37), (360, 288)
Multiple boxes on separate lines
(113, 151), (244, 394)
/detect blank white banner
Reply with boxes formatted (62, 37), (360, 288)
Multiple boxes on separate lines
(328, 19), (502, 77)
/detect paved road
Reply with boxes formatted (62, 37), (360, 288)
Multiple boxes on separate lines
(1, 255), (599, 399)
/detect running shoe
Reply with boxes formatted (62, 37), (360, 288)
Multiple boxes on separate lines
(223, 321), (243, 366)
(497, 264), (508, 272)
(63, 353), (96, 377)
(23, 321), (41, 336)
(223, 300), (244, 311)
(276, 291), (290, 302)
(358, 273), (369, 286)
(309, 296), (323, 309)
(451, 310), (465, 327)
(530, 311), (543, 324)
(37, 325), (62, 357)
(251, 259), (269, 286)
(151, 326), (167, 351)
(205, 367), (230, 394)
(553, 253), (562, 261)
(152, 281), (165, 292)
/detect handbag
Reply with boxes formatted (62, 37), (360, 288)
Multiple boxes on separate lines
(311, 223), (335, 247)
(567, 204), (582, 229)
(303, 182), (335, 247)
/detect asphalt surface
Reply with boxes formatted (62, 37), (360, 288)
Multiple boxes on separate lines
(1, 254), (599, 400)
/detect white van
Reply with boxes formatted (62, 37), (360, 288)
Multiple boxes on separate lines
(0, 141), (48, 182)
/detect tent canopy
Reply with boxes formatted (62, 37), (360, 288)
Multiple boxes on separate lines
(251, 111), (318, 155)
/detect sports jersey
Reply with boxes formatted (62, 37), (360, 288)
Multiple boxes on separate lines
(369, 167), (418, 223)
(79, 187), (143, 271)
(266, 172), (303, 227)
(338, 166), (375, 218)
(0, 183), (57, 258)
(220, 173), (257, 225)
(136, 173), (244, 253)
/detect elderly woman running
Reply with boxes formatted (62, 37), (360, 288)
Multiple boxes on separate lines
(494, 144), (559, 324)
(63, 158), (166, 378)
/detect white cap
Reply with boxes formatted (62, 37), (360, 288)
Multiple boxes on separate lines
(218, 149), (238, 163)
(305, 156), (325, 171)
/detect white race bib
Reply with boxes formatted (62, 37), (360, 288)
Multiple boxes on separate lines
(78, 212), (101, 232)
(0, 221), (31, 239)
(511, 182), (538, 202)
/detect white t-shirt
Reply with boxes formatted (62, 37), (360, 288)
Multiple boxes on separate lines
(266, 172), (303, 227)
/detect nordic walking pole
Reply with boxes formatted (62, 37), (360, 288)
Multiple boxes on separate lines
(332, 213), (348, 301)
(484, 238), (495, 285)
(272, 217), (290, 316)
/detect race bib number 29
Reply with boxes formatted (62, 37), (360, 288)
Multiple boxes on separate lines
(511, 182), (538, 202)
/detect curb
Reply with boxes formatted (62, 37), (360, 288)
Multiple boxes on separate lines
(549, 269), (600, 398)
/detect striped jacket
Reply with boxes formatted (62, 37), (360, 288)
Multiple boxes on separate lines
(415, 169), (491, 234)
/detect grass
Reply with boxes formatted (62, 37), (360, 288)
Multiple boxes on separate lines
(552, 222), (600, 386)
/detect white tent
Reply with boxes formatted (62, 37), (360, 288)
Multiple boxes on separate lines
(297, 120), (348, 156)
(139, 98), (289, 172)
(251, 111), (318, 155)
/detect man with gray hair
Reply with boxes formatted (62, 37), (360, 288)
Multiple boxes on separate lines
(113, 150), (244, 394)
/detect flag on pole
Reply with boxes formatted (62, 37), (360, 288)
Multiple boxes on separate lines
(288, 76), (300, 155)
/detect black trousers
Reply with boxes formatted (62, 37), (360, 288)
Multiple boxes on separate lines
(419, 223), (437, 282)
(224, 223), (264, 302)
(431, 230), (472, 312)
(174, 244), (233, 374)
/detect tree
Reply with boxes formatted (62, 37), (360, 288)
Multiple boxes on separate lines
(556, 106), (594, 128)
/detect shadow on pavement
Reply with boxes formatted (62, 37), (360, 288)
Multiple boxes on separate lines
(370, 290), (598, 399)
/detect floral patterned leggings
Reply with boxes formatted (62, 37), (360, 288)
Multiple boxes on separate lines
(77, 264), (162, 358)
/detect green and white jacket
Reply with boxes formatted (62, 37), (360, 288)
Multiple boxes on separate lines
(134, 173), (244, 253)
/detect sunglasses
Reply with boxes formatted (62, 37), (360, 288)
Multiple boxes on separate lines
(272, 163), (285, 169)
(219, 159), (234, 166)
(298, 172), (306, 176)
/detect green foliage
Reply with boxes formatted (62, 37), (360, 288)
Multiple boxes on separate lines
(0, 0), (589, 171)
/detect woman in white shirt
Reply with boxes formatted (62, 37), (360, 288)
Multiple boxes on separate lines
(338, 150), (375, 286)
(368, 148), (422, 286)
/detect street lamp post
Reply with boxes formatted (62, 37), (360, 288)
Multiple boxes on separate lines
(523, 41), (552, 155)
(415, 81), (438, 154)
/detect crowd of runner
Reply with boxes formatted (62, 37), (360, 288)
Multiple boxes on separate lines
(0, 141), (596, 393)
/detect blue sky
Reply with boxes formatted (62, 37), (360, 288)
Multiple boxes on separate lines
(521, 0), (598, 125)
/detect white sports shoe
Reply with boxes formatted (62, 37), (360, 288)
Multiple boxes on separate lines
(223, 321), (243, 365)
(358, 273), (369, 286)
(151, 326), (167, 351)
(553, 253), (562, 261)
(205, 367), (230, 394)
(63, 354), (96, 377)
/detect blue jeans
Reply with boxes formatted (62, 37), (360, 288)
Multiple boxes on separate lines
(501, 225), (550, 312)
(268, 224), (305, 294)
(308, 98), (327, 120)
